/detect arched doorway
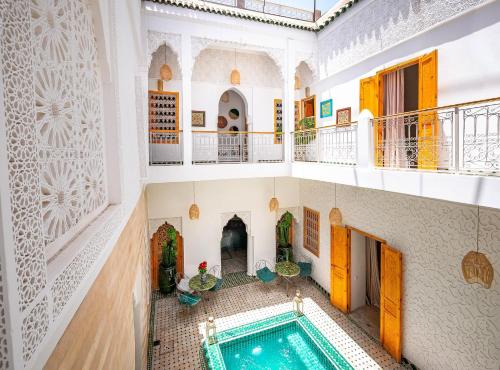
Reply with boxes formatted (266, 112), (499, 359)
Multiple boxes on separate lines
(218, 90), (248, 162)
(220, 215), (248, 275)
(150, 222), (184, 290)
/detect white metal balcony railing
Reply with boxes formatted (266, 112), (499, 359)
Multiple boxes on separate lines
(372, 98), (500, 174)
(292, 123), (358, 165)
(149, 130), (183, 165)
(192, 131), (284, 164)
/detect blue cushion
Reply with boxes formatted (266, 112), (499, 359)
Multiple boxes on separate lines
(298, 262), (312, 277)
(209, 278), (223, 291)
(256, 266), (277, 283)
(178, 292), (201, 306)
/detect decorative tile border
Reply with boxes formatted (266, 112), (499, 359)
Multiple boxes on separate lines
(202, 311), (353, 370)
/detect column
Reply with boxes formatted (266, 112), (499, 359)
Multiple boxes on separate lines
(283, 39), (296, 163)
(181, 34), (193, 166)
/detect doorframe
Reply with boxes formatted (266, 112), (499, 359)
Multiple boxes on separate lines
(220, 211), (252, 275)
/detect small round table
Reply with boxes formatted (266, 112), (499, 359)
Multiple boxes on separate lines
(275, 261), (300, 297)
(189, 274), (217, 313)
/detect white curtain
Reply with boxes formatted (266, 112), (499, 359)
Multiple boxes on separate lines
(383, 69), (407, 168)
(365, 238), (380, 308)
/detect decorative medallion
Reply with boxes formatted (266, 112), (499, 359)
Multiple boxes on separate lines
(217, 116), (228, 129)
(228, 108), (240, 120)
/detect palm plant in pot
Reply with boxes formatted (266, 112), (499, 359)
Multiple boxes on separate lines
(159, 226), (177, 294)
(277, 211), (293, 261)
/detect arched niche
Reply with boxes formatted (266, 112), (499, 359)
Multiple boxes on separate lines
(148, 44), (182, 91)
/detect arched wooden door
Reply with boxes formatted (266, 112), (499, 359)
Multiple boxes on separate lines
(150, 222), (184, 289)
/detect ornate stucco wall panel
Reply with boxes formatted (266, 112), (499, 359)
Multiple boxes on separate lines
(318, 0), (489, 78)
(299, 180), (500, 369)
(148, 44), (182, 81)
(192, 48), (283, 88)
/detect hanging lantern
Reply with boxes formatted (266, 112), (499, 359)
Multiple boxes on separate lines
(189, 182), (199, 220)
(294, 75), (301, 90)
(206, 316), (217, 345)
(461, 206), (494, 289)
(292, 289), (304, 316)
(160, 64), (172, 81)
(269, 177), (279, 212)
(230, 69), (240, 85)
(269, 197), (279, 212)
(462, 251), (493, 289)
(329, 208), (342, 225)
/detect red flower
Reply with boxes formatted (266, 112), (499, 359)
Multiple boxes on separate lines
(198, 261), (207, 273)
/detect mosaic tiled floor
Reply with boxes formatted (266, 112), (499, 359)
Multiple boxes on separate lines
(150, 275), (402, 369)
(349, 305), (380, 341)
(221, 248), (247, 274)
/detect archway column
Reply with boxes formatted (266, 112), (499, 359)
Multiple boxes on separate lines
(181, 34), (193, 166)
(284, 39), (296, 163)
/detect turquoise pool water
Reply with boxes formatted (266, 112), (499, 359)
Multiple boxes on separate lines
(219, 321), (336, 370)
(203, 312), (353, 370)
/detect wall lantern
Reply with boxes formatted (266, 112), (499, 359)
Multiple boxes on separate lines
(269, 177), (279, 212)
(189, 182), (200, 220)
(329, 183), (342, 225)
(206, 316), (217, 345)
(461, 206), (494, 289)
(293, 289), (304, 316)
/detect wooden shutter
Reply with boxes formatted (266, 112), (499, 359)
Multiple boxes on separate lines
(380, 243), (403, 362)
(303, 207), (320, 256)
(418, 50), (438, 169)
(360, 76), (382, 165)
(176, 233), (184, 277)
(330, 225), (350, 313)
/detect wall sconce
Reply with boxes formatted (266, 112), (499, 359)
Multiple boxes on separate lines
(293, 289), (304, 316)
(206, 316), (217, 345)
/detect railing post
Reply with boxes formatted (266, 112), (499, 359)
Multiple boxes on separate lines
(454, 107), (460, 173)
(239, 134), (242, 163)
(316, 130), (320, 163)
(357, 111), (374, 168)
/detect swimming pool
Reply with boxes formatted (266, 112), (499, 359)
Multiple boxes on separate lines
(203, 312), (353, 370)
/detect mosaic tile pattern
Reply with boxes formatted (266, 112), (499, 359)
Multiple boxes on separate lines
(151, 278), (401, 369)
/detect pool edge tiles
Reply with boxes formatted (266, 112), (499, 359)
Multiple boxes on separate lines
(203, 312), (354, 370)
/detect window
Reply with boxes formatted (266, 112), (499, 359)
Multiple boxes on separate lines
(303, 207), (320, 256)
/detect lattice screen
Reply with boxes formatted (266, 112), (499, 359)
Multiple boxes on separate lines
(303, 207), (320, 256)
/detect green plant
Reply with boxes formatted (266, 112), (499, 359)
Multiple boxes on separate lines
(299, 117), (315, 130)
(277, 211), (293, 247)
(161, 227), (177, 267)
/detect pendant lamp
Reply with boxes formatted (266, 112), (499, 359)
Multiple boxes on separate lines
(329, 183), (342, 225)
(269, 177), (279, 212)
(230, 49), (240, 85)
(189, 182), (200, 220)
(158, 44), (172, 90)
(462, 206), (493, 288)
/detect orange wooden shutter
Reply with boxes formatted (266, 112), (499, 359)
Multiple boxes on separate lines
(176, 233), (184, 277)
(330, 225), (350, 313)
(380, 243), (403, 362)
(418, 50), (438, 169)
(360, 76), (382, 165)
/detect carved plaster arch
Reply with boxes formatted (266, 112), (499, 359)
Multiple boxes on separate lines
(295, 51), (319, 82)
(147, 31), (182, 76)
(191, 36), (285, 81)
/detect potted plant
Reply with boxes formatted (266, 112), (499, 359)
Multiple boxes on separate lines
(199, 261), (208, 284)
(277, 211), (293, 261)
(158, 226), (177, 294)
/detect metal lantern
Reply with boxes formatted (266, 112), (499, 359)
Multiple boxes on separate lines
(206, 316), (217, 345)
(293, 289), (304, 316)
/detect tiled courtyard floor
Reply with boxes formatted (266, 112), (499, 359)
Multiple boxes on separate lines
(150, 276), (401, 369)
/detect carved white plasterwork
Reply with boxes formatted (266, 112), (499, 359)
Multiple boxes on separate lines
(299, 180), (500, 370)
(191, 36), (285, 81)
(147, 31), (182, 74)
(295, 50), (318, 82)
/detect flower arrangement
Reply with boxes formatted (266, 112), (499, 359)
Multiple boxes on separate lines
(198, 261), (207, 275)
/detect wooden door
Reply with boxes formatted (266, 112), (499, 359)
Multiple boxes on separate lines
(360, 76), (382, 165)
(380, 243), (403, 362)
(330, 225), (350, 313)
(418, 50), (438, 170)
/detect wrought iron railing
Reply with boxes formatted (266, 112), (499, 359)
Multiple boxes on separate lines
(372, 98), (500, 174)
(192, 131), (284, 164)
(149, 130), (183, 165)
(292, 123), (358, 165)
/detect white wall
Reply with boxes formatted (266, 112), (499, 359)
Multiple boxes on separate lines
(297, 179), (500, 370)
(146, 177), (300, 275)
(350, 230), (366, 312)
(312, 0), (500, 125)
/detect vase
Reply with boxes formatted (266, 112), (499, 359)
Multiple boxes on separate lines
(159, 265), (176, 294)
(200, 272), (207, 284)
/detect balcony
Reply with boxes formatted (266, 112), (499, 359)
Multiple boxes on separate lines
(149, 130), (183, 165)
